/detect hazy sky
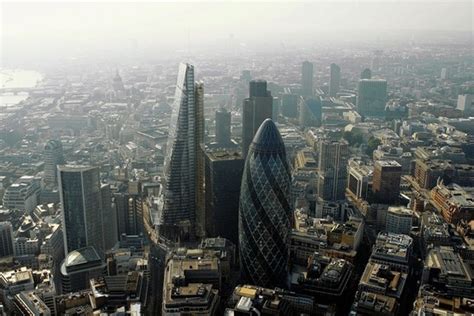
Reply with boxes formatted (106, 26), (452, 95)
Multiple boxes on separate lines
(1, 1), (472, 66)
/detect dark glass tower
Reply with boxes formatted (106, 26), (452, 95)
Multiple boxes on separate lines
(329, 63), (341, 97)
(301, 61), (313, 97)
(204, 149), (244, 246)
(215, 108), (231, 146)
(299, 96), (322, 127)
(58, 165), (104, 255)
(44, 140), (65, 187)
(242, 80), (273, 158)
(361, 68), (372, 79)
(357, 79), (387, 117)
(239, 119), (291, 288)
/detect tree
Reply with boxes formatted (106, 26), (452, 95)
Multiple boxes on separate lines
(343, 130), (364, 146)
(366, 136), (381, 156)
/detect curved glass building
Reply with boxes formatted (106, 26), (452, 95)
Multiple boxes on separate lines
(239, 118), (292, 288)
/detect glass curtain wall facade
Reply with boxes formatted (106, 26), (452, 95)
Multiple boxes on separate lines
(239, 119), (292, 288)
(160, 63), (198, 240)
(58, 165), (103, 256)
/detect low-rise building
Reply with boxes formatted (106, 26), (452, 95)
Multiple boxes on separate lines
(430, 182), (474, 224)
(370, 232), (413, 273)
(385, 206), (413, 235)
(291, 210), (363, 264)
(358, 262), (407, 300)
(225, 284), (315, 316)
(422, 246), (473, 299)
(291, 253), (353, 300)
(162, 248), (222, 315)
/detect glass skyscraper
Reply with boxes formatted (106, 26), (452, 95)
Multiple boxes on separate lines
(242, 80), (273, 159)
(43, 140), (65, 187)
(159, 63), (203, 241)
(58, 165), (104, 255)
(301, 61), (314, 97)
(239, 118), (291, 288)
(329, 63), (341, 97)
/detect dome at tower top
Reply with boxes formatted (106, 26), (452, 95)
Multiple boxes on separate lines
(251, 119), (286, 154)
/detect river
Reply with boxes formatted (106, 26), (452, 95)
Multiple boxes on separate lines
(0, 69), (43, 107)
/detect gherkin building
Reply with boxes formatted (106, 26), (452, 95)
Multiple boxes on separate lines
(239, 118), (292, 288)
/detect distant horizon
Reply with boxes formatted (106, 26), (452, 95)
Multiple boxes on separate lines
(2, 1), (472, 67)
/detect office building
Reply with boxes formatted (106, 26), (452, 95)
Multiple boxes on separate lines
(414, 159), (454, 189)
(215, 108), (232, 146)
(352, 291), (397, 316)
(0, 268), (35, 312)
(358, 262), (407, 300)
(114, 192), (144, 236)
(225, 285), (315, 315)
(291, 254), (353, 301)
(281, 93), (298, 118)
(14, 236), (39, 256)
(361, 68), (372, 79)
(291, 211), (363, 264)
(162, 248), (221, 315)
(43, 140), (65, 187)
(204, 149), (244, 246)
(385, 207), (413, 235)
(239, 119), (291, 288)
(13, 291), (51, 316)
(357, 79), (387, 117)
(195, 82), (206, 238)
(430, 182), (474, 224)
(422, 246), (473, 299)
(60, 246), (105, 293)
(159, 63), (203, 241)
(456, 94), (473, 115)
(370, 232), (413, 273)
(242, 80), (273, 158)
(317, 139), (349, 201)
(329, 63), (341, 97)
(2, 176), (41, 212)
(372, 160), (402, 203)
(58, 165), (104, 255)
(299, 96), (322, 127)
(88, 271), (149, 313)
(346, 158), (373, 200)
(0, 222), (14, 258)
(301, 61), (314, 97)
(100, 184), (117, 250)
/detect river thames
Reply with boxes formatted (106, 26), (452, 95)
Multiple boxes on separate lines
(0, 69), (43, 107)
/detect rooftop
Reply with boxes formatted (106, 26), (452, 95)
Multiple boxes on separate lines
(65, 246), (102, 268)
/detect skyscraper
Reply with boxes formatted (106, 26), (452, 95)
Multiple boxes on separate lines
(100, 184), (117, 250)
(58, 165), (104, 255)
(329, 63), (341, 97)
(361, 68), (372, 79)
(204, 149), (244, 246)
(373, 160), (402, 203)
(281, 93), (298, 118)
(317, 139), (349, 201)
(195, 82), (206, 238)
(301, 61), (314, 97)
(159, 63), (203, 241)
(215, 108), (232, 146)
(357, 79), (388, 117)
(242, 80), (273, 158)
(239, 119), (291, 288)
(0, 222), (14, 258)
(299, 96), (322, 127)
(44, 140), (65, 187)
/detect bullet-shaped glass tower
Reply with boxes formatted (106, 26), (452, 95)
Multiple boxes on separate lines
(239, 118), (291, 288)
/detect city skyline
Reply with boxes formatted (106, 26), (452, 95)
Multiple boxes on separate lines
(0, 1), (472, 315)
